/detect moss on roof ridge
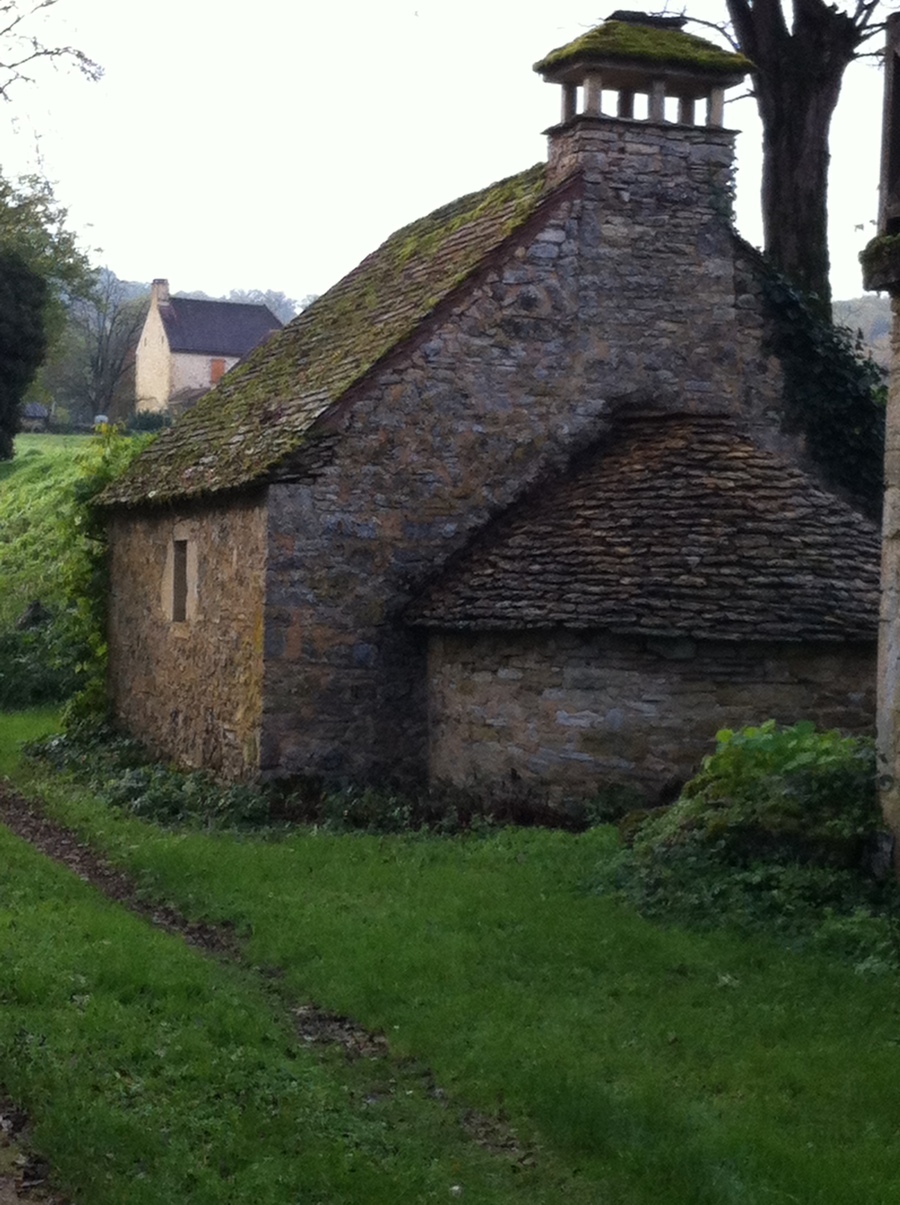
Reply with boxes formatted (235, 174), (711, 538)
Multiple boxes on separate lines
(535, 21), (753, 75)
(104, 163), (554, 507)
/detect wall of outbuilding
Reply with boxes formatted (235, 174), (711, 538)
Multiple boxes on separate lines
(258, 120), (790, 787)
(110, 118), (807, 788)
(424, 630), (876, 802)
(107, 495), (267, 777)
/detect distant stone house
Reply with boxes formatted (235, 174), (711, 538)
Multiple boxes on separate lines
(19, 402), (49, 432)
(101, 15), (879, 804)
(135, 280), (281, 414)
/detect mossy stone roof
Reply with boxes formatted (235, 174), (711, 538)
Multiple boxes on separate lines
(534, 20), (752, 78)
(102, 164), (557, 508)
(408, 415), (879, 643)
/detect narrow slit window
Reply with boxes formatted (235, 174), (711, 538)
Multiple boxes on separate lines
(172, 539), (188, 622)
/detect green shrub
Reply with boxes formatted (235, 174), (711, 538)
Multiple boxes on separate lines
(125, 410), (172, 433)
(600, 722), (900, 967)
(0, 627), (79, 708)
(636, 720), (879, 869)
(0, 431), (151, 718)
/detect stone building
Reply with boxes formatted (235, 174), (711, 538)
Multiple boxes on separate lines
(102, 15), (879, 804)
(135, 279), (282, 414)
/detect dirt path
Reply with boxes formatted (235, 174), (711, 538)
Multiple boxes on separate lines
(0, 783), (533, 1200)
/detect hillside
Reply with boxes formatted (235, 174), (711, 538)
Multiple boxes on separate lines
(834, 295), (891, 369)
(0, 435), (93, 630)
(0, 432), (147, 709)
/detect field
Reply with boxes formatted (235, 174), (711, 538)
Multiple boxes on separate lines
(1, 710), (899, 1204)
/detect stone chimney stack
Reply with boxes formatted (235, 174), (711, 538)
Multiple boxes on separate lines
(531, 16), (754, 419)
(534, 12), (751, 192)
(151, 278), (170, 305)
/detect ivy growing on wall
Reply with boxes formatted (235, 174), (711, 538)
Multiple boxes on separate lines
(762, 270), (886, 521)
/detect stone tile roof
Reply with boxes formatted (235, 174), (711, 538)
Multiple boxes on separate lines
(102, 164), (559, 507)
(160, 297), (282, 357)
(407, 415), (880, 643)
(534, 19), (752, 78)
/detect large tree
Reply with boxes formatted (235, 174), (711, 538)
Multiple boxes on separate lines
(0, 173), (91, 333)
(720, 0), (883, 309)
(40, 269), (148, 423)
(0, 248), (46, 458)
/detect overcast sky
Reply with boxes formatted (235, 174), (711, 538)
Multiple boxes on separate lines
(0, 0), (885, 303)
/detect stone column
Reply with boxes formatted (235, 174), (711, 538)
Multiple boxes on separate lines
(878, 293), (900, 840)
(649, 79), (666, 122)
(583, 72), (603, 117)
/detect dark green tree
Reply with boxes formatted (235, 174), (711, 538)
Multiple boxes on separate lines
(0, 248), (47, 458)
(0, 173), (92, 338)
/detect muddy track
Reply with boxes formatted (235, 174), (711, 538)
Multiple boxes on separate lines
(0, 783), (534, 1199)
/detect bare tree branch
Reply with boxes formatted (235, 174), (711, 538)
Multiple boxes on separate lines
(0, 0), (100, 103)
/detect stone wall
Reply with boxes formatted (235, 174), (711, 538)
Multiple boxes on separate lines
(170, 351), (239, 399)
(259, 116), (791, 787)
(426, 630), (876, 801)
(107, 494), (267, 777)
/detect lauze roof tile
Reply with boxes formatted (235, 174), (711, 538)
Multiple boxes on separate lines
(101, 164), (558, 507)
(407, 415), (879, 643)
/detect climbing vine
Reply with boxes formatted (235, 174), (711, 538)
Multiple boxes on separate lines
(762, 269), (886, 521)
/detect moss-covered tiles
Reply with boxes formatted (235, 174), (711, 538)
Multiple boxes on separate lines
(102, 164), (556, 508)
(534, 21), (752, 77)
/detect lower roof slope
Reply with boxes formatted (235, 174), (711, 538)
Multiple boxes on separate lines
(408, 414), (880, 643)
(102, 164), (558, 507)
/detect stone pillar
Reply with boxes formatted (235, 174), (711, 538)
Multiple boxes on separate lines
(583, 72), (603, 117)
(864, 15), (900, 852)
(678, 95), (695, 126)
(618, 90), (635, 119)
(878, 294), (900, 839)
(561, 82), (576, 123)
(708, 87), (725, 127)
(649, 79), (666, 122)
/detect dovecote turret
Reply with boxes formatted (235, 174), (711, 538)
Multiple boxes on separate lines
(534, 12), (751, 129)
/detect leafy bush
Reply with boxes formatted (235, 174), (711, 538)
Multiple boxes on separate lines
(54, 427), (152, 723)
(0, 627), (79, 709)
(27, 725), (633, 835)
(125, 410), (172, 433)
(601, 722), (900, 969)
(0, 431), (151, 715)
(636, 720), (879, 868)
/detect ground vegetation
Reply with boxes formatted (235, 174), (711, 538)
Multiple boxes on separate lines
(0, 707), (898, 1203)
(0, 430), (150, 709)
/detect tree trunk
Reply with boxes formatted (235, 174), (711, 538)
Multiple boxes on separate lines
(758, 68), (844, 307)
(726, 0), (872, 311)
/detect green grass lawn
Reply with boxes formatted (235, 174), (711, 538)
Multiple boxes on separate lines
(3, 709), (900, 1203)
